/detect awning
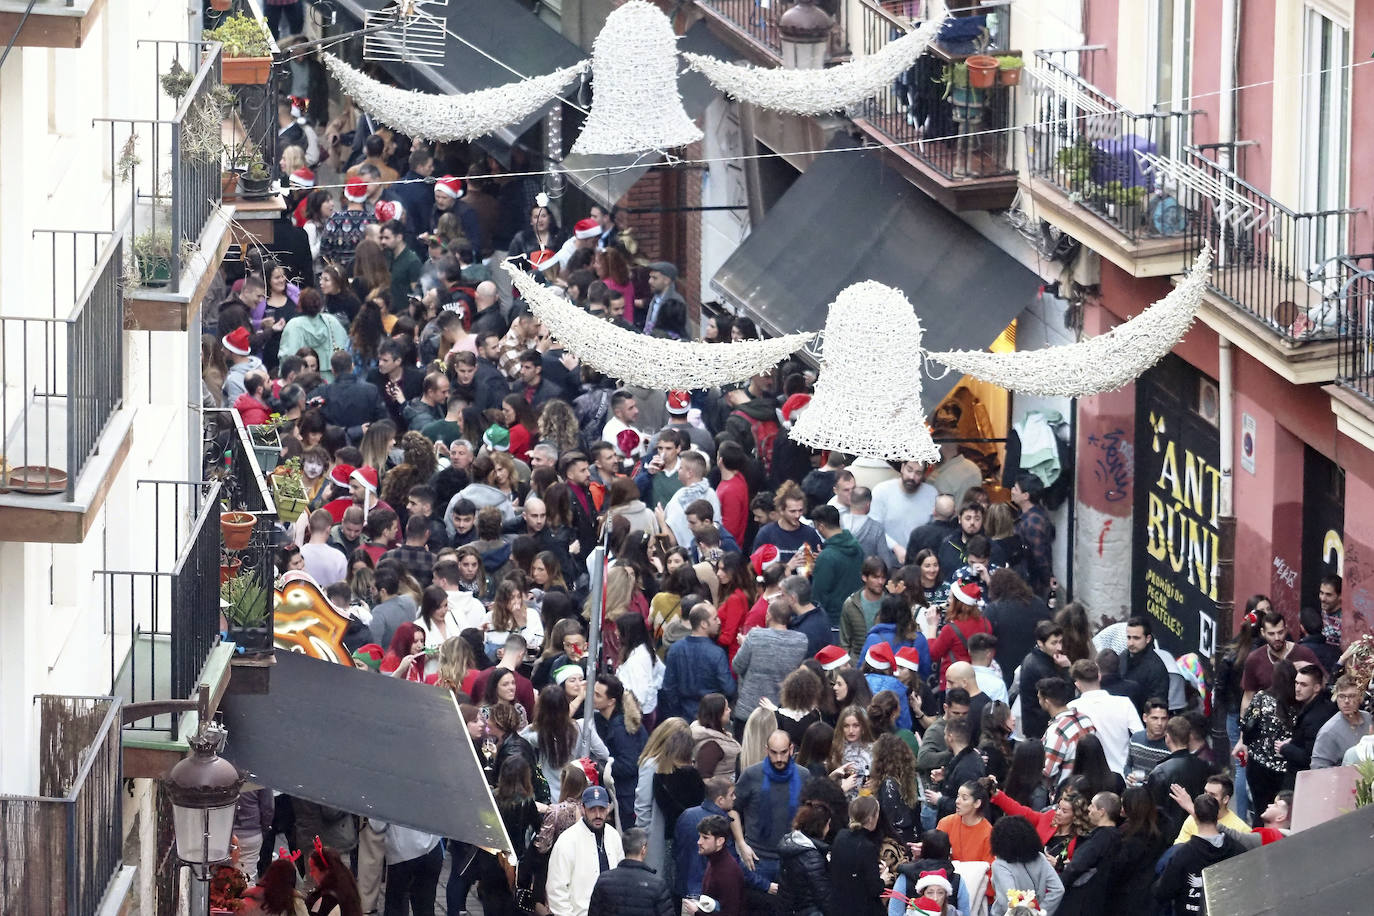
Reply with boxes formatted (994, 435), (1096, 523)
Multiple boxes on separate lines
(558, 20), (731, 207)
(220, 650), (509, 851)
(710, 143), (1040, 409)
(333, 0), (587, 143)
(1203, 802), (1374, 915)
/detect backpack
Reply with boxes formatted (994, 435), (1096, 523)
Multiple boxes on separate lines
(730, 408), (781, 477)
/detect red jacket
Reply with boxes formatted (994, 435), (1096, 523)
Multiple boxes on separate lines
(928, 615), (994, 687)
(991, 792), (1079, 858)
(716, 589), (750, 665)
(233, 392), (272, 426)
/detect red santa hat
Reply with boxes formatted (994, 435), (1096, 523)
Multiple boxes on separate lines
(780, 393), (812, 425)
(328, 464), (356, 488)
(374, 199), (404, 223)
(289, 167), (315, 189)
(814, 645), (849, 671)
(529, 248), (557, 271)
(911, 896), (944, 914)
(435, 175), (465, 199)
(864, 642), (895, 671)
(951, 574), (984, 607)
(666, 390), (691, 415)
(350, 466), (379, 494)
(914, 870), (952, 897)
(895, 646), (924, 673)
(343, 176), (369, 203)
(292, 195), (309, 229)
(616, 428), (644, 458)
(750, 544), (780, 577)
(222, 326), (251, 356)
(573, 217), (600, 240)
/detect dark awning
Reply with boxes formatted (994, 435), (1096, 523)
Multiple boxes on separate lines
(333, 0), (587, 142)
(220, 650), (509, 852)
(1203, 803), (1374, 916)
(710, 143), (1040, 408)
(559, 20), (731, 207)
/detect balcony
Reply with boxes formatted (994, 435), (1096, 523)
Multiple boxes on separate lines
(1183, 146), (1362, 385)
(0, 227), (132, 543)
(104, 481), (237, 777)
(1023, 50), (1196, 277)
(851, 0), (1018, 211)
(695, 0), (849, 65)
(0, 0), (106, 49)
(0, 696), (134, 916)
(99, 41), (234, 333)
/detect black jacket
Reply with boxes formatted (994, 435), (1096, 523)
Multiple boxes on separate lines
(985, 598), (1054, 689)
(1018, 645), (1067, 740)
(1058, 824), (1119, 916)
(1153, 832), (1245, 914)
(906, 517), (959, 561)
(935, 747), (987, 819)
(1121, 647), (1172, 712)
(1280, 694), (1338, 770)
(1109, 828), (1169, 916)
(313, 374), (388, 442)
(829, 828), (885, 916)
(586, 858), (677, 916)
(777, 831), (831, 916)
(1145, 750), (1213, 838)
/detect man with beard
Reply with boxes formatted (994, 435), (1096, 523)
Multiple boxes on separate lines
(870, 459), (938, 550)
(547, 786), (625, 916)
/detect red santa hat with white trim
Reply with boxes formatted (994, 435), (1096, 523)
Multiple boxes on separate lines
(350, 466), (379, 519)
(343, 175), (369, 203)
(951, 572), (984, 607)
(814, 645), (848, 671)
(573, 217), (600, 240)
(222, 326), (251, 356)
(864, 642), (895, 671)
(435, 175), (466, 199)
(328, 464), (355, 488)
(895, 646), (924, 673)
(289, 167), (315, 189)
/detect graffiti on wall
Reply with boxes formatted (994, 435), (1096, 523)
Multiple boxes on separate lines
(1087, 428), (1133, 503)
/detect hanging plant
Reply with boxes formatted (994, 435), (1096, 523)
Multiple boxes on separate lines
(117, 133), (141, 183)
(161, 61), (195, 101)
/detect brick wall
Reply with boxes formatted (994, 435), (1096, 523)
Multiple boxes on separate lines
(618, 142), (704, 332)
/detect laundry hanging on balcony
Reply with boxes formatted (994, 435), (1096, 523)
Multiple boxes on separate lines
(925, 246), (1213, 397)
(681, 15), (946, 116)
(321, 53), (588, 141)
(502, 261), (812, 388)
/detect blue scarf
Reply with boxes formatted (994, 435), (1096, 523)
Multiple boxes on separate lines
(763, 757), (804, 813)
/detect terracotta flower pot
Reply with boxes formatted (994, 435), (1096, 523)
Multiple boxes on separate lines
(222, 56), (272, 86)
(999, 66), (1022, 86)
(220, 558), (242, 584)
(210, 0), (231, 10)
(966, 55), (999, 89)
(221, 511), (256, 550)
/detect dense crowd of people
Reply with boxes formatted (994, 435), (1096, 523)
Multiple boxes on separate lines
(213, 115), (1374, 916)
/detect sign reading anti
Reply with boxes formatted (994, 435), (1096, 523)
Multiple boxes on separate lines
(1132, 357), (1221, 662)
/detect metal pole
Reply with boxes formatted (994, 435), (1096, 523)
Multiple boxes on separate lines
(580, 542), (607, 752)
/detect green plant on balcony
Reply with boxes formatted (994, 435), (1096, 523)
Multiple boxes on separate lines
(1098, 180), (1148, 211)
(132, 226), (173, 288)
(117, 133), (141, 183)
(221, 569), (272, 656)
(270, 457), (309, 522)
(937, 61), (969, 100)
(1356, 757), (1374, 809)
(203, 13), (272, 58)
(160, 60), (195, 101)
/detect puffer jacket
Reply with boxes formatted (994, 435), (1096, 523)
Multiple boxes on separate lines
(585, 858), (677, 916)
(778, 830), (831, 916)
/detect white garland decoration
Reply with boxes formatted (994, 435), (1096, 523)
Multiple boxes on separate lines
(571, 0), (702, 154)
(789, 281), (939, 464)
(681, 14), (946, 116)
(502, 263), (811, 388)
(927, 245), (1214, 397)
(322, 53), (588, 142)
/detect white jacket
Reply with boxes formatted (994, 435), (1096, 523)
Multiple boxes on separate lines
(545, 817), (624, 916)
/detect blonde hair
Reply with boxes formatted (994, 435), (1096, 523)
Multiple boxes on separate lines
(437, 637), (473, 693)
(738, 707), (776, 772)
(638, 716), (689, 767)
(280, 144), (307, 176)
(984, 502), (1017, 540)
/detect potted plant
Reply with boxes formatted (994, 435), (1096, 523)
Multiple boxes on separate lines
(204, 13), (273, 85)
(238, 149), (273, 200)
(222, 568), (273, 655)
(221, 510), (256, 550)
(220, 554), (242, 584)
(270, 457), (309, 522)
(248, 414), (283, 472)
(965, 54), (999, 89)
(996, 55), (1024, 86)
(132, 227), (173, 287)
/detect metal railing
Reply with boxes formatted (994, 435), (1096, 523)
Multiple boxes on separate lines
(0, 227), (124, 500)
(205, 406), (275, 515)
(1026, 49), (1196, 242)
(101, 481), (223, 735)
(858, 0), (1016, 181)
(97, 41), (224, 294)
(1334, 256), (1374, 399)
(872, 0), (1013, 54)
(0, 696), (124, 915)
(697, 0), (849, 60)
(1184, 146), (1365, 345)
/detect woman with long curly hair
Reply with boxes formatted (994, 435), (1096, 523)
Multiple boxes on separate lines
(826, 705), (874, 791)
(867, 732), (920, 842)
(521, 684), (608, 802)
(347, 299), (385, 372)
(378, 431), (438, 507)
(1054, 601), (1093, 663)
(306, 841), (363, 916)
(537, 398), (581, 455)
(244, 857), (308, 915)
(991, 773), (1091, 868)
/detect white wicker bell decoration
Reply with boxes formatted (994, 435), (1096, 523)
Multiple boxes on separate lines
(789, 281), (940, 464)
(570, 0), (703, 155)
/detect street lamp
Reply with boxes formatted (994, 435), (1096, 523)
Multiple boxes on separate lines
(778, 0), (833, 70)
(166, 722), (244, 882)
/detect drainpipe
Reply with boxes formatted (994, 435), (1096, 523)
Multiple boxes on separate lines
(1213, 339), (1237, 759)
(1217, 0), (1238, 171)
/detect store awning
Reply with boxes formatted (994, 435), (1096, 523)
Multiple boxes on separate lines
(558, 20), (731, 208)
(333, 0), (587, 142)
(1203, 802), (1374, 915)
(220, 650), (509, 852)
(710, 143), (1040, 408)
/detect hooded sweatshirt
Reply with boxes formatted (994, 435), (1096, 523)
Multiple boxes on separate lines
(811, 529), (865, 626)
(1153, 831), (1245, 915)
(224, 355), (265, 401)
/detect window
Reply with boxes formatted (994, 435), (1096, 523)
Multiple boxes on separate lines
(1149, 0), (1192, 158)
(1300, 5), (1351, 269)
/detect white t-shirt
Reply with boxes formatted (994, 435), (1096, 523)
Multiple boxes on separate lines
(868, 478), (938, 547)
(300, 543), (347, 587)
